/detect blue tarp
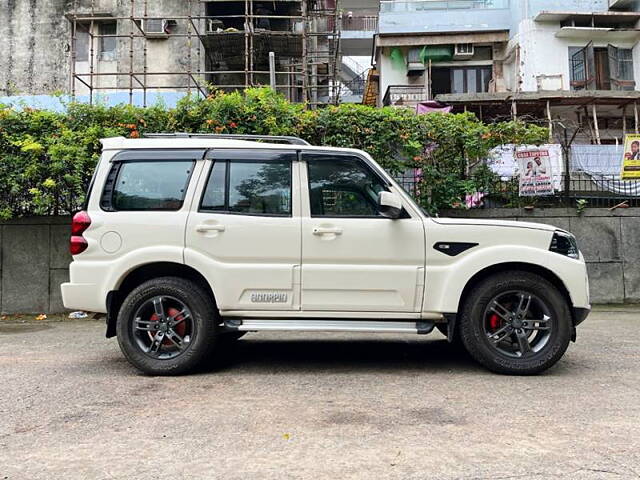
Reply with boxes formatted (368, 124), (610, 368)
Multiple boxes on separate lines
(0, 91), (198, 112)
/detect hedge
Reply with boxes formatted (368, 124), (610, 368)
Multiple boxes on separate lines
(0, 88), (548, 218)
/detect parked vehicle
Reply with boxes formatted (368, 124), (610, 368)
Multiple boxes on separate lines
(61, 134), (590, 375)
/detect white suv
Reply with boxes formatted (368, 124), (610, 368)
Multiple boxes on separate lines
(61, 134), (590, 375)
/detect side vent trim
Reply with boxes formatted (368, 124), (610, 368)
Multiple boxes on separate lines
(433, 242), (479, 257)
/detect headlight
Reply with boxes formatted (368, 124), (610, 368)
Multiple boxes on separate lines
(549, 231), (579, 259)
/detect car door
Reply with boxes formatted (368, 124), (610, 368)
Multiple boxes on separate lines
(185, 148), (301, 312)
(300, 152), (426, 313)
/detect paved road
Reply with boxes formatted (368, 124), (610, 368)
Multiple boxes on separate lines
(1, 307), (639, 480)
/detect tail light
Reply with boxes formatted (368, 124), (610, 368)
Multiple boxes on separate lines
(70, 211), (91, 255)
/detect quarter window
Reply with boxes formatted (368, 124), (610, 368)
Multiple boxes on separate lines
(307, 156), (388, 217)
(201, 160), (291, 215)
(105, 160), (193, 211)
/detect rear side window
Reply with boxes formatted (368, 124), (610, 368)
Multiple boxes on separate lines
(201, 160), (291, 216)
(101, 160), (194, 211)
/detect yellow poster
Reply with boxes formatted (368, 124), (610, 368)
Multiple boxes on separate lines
(621, 134), (640, 180)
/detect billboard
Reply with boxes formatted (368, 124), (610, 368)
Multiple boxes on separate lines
(621, 134), (640, 180)
(516, 147), (555, 196)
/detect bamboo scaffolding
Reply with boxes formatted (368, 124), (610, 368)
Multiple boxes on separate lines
(66, 0), (339, 107)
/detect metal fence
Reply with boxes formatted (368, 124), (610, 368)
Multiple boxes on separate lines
(395, 172), (640, 209)
(341, 15), (378, 31)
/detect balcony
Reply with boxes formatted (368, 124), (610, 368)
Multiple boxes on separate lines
(379, 0), (511, 34)
(341, 15), (378, 32)
(383, 85), (429, 106)
(341, 12), (378, 55)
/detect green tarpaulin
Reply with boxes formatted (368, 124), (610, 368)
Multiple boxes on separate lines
(390, 48), (406, 71)
(419, 46), (454, 63)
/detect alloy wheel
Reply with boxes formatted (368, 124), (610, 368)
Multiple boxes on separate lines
(131, 295), (195, 360)
(482, 290), (553, 358)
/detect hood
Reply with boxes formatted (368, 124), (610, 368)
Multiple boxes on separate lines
(431, 217), (559, 232)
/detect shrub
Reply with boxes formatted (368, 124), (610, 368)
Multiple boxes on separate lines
(0, 88), (548, 218)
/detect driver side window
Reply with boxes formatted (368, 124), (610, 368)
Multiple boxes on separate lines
(307, 155), (388, 217)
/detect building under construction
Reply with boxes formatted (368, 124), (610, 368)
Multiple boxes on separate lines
(61, 0), (340, 106)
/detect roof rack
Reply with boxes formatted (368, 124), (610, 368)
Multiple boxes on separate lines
(142, 133), (310, 146)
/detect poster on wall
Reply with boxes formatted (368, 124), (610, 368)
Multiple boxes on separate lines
(516, 147), (555, 196)
(621, 134), (640, 180)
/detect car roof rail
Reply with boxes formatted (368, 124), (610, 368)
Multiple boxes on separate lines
(142, 133), (311, 146)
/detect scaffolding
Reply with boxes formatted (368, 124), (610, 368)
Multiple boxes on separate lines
(66, 0), (340, 107)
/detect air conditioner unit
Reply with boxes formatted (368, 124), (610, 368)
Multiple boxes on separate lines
(142, 18), (169, 38)
(406, 47), (425, 75)
(454, 43), (474, 59)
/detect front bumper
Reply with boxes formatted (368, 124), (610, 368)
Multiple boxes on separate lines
(573, 306), (591, 326)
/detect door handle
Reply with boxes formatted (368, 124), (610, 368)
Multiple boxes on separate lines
(312, 226), (343, 235)
(196, 224), (226, 233)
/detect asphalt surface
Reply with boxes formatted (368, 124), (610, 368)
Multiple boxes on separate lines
(1, 307), (639, 480)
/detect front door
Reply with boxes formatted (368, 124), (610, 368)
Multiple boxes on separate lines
(300, 152), (426, 312)
(185, 149), (301, 312)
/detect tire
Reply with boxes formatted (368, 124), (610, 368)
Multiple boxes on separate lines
(116, 276), (218, 375)
(459, 271), (571, 375)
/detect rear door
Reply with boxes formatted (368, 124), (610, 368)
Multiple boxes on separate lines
(300, 152), (426, 312)
(185, 148), (301, 312)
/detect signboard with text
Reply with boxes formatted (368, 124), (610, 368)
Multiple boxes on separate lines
(516, 147), (555, 196)
(621, 134), (640, 180)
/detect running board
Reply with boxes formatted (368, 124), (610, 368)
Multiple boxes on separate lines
(225, 319), (434, 334)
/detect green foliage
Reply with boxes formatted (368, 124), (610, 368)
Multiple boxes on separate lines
(576, 199), (588, 215)
(0, 88), (548, 218)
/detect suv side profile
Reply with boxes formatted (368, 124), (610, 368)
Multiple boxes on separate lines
(62, 134), (590, 375)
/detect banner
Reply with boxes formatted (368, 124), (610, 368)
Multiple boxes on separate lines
(621, 134), (640, 180)
(516, 147), (555, 196)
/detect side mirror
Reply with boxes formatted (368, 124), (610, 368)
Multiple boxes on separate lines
(378, 191), (403, 219)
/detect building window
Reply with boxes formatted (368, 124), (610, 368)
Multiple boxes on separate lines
(570, 43), (635, 91)
(432, 66), (492, 95)
(99, 22), (117, 61)
(611, 46), (635, 90)
(74, 29), (90, 62)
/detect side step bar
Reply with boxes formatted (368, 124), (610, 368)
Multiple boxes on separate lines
(225, 319), (434, 334)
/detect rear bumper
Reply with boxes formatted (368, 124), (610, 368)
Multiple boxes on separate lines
(61, 282), (106, 312)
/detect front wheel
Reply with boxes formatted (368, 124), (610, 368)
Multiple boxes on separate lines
(116, 277), (218, 375)
(459, 271), (572, 375)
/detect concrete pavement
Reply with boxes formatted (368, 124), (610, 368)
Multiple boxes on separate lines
(1, 307), (639, 479)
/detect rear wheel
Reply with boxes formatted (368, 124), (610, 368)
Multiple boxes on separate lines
(459, 271), (571, 375)
(116, 277), (218, 375)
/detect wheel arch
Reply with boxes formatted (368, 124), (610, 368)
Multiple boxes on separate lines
(457, 262), (572, 313)
(447, 262), (577, 341)
(105, 262), (216, 338)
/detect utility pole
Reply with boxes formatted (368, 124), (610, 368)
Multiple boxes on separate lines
(269, 52), (276, 91)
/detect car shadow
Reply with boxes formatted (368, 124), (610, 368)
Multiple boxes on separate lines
(202, 335), (483, 375)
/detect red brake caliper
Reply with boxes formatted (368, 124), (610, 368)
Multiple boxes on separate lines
(150, 307), (187, 346)
(489, 313), (501, 330)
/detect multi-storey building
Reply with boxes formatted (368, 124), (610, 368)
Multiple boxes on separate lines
(373, 0), (640, 143)
(1, 0), (343, 106)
